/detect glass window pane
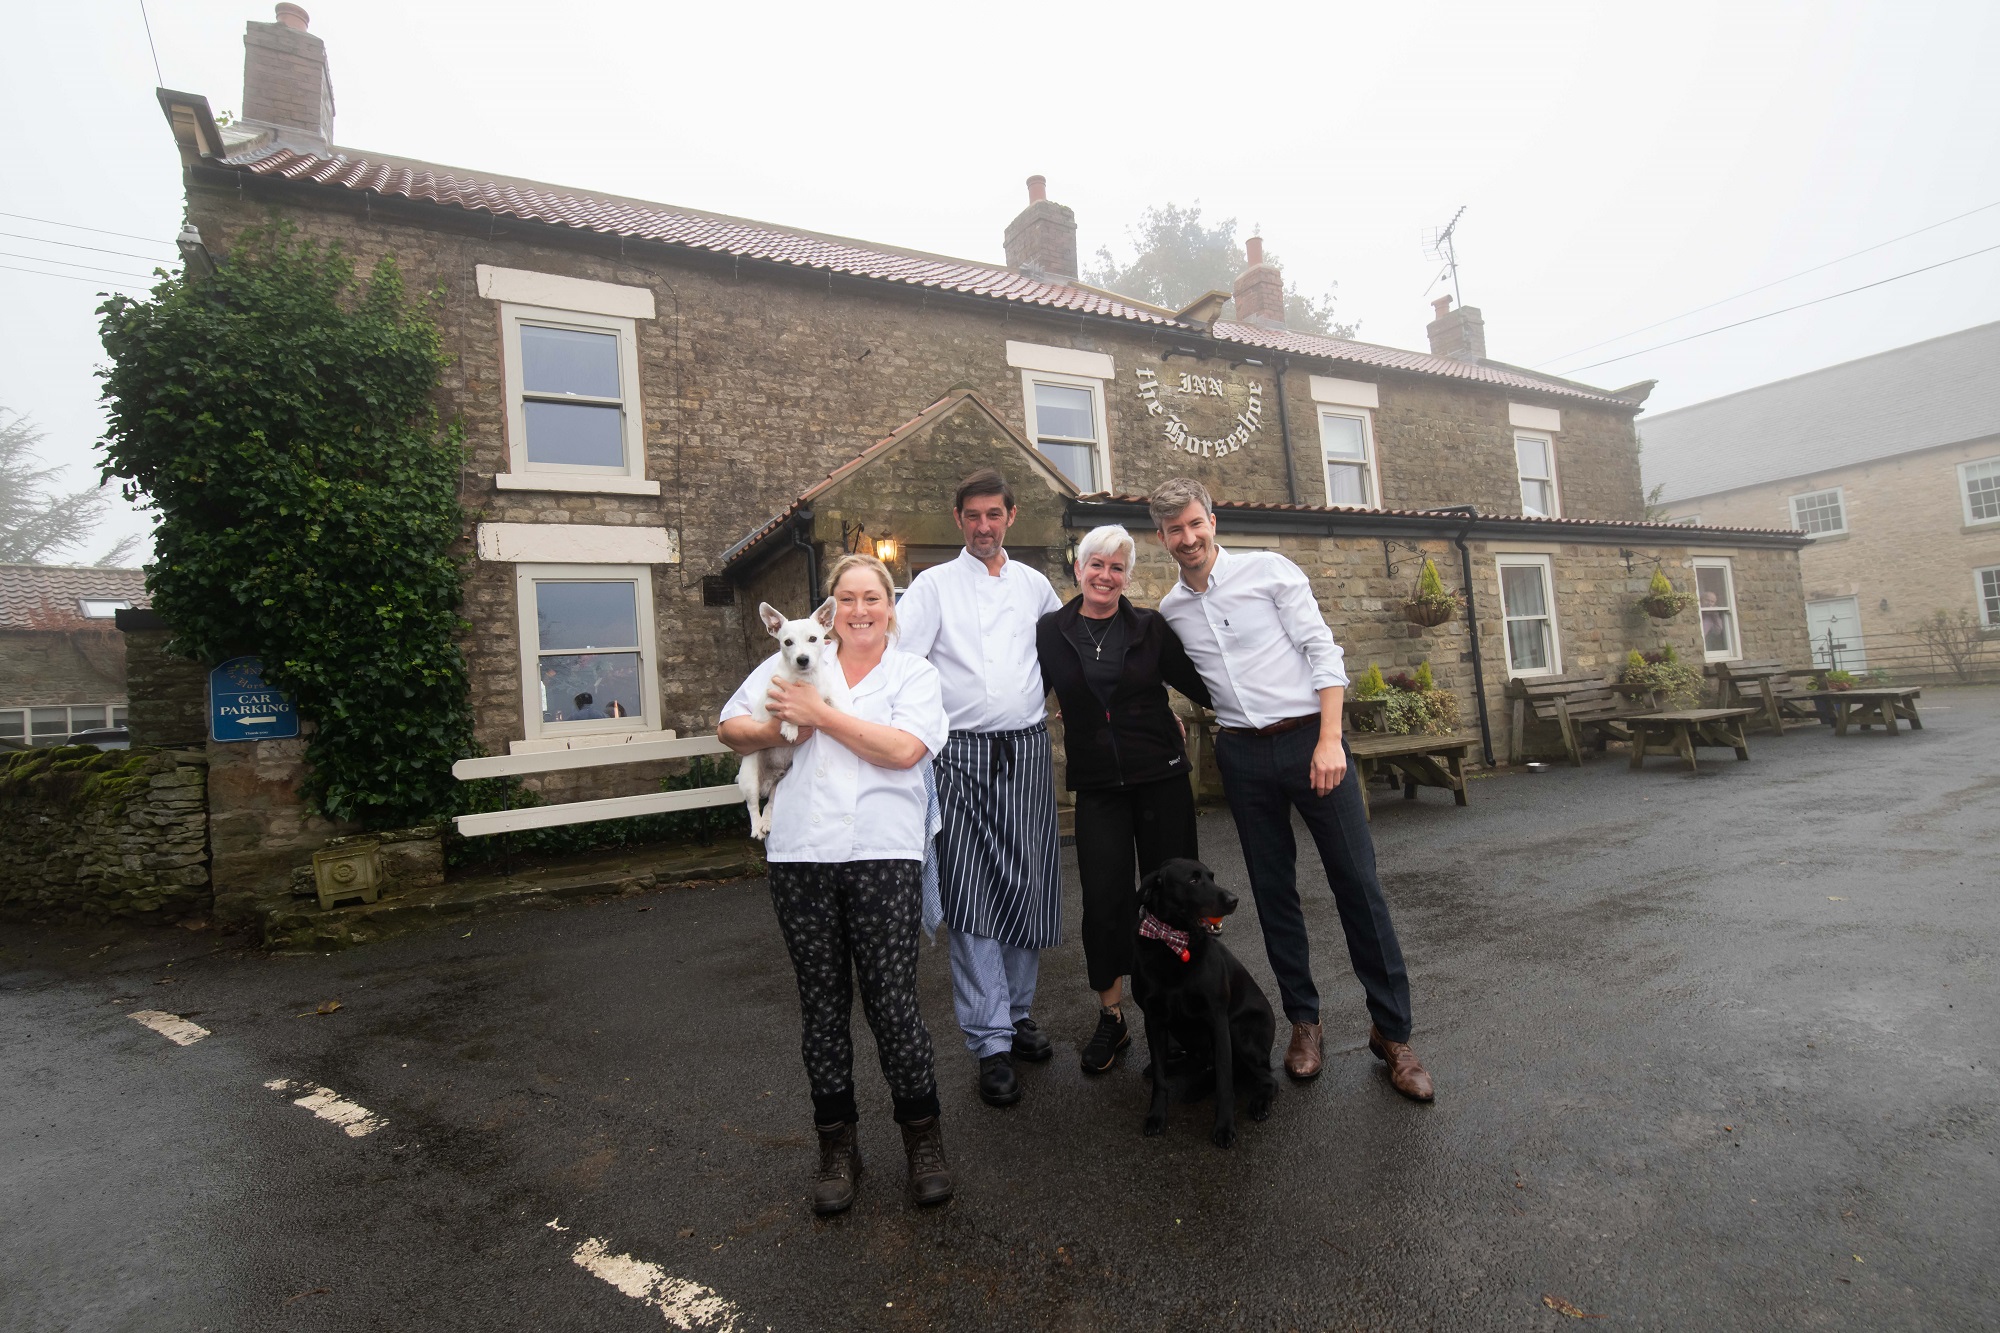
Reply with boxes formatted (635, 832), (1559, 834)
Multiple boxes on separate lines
(1034, 383), (1097, 441)
(1519, 479), (1553, 517)
(1501, 564), (1548, 617)
(1966, 461), (2000, 520)
(68, 706), (106, 730)
(539, 652), (642, 724)
(537, 581), (640, 652)
(0, 711), (24, 741)
(1320, 413), (1366, 461)
(521, 324), (621, 398)
(1792, 490), (1843, 533)
(1036, 441), (1096, 492)
(1695, 565), (1731, 609)
(1515, 437), (1549, 478)
(524, 400), (625, 468)
(1327, 462), (1369, 505)
(1702, 609), (1735, 655)
(112, 706), (129, 726)
(31, 707), (69, 744)
(1507, 619), (1550, 672)
(1981, 569), (2000, 624)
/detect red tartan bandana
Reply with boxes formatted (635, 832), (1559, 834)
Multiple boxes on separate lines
(1139, 910), (1191, 963)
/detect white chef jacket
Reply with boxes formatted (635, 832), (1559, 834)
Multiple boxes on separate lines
(720, 647), (948, 863)
(894, 548), (1061, 733)
(1156, 545), (1349, 731)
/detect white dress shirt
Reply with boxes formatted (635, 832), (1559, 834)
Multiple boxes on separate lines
(1156, 545), (1349, 731)
(895, 548), (1062, 733)
(720, 647), (948, 863)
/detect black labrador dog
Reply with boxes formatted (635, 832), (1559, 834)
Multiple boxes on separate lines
(1130, 857), (1277, 1148)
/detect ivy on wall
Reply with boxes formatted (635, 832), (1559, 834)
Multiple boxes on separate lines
(97, 223), (474, 827)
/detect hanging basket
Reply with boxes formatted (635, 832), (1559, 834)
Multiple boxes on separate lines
(1638, 592), (1695, 620)
(1403, 597), (1457, 628)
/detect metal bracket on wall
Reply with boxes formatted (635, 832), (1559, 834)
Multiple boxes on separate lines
(1381, 538), (1432, 579)
(1617, 547), (1666, 576)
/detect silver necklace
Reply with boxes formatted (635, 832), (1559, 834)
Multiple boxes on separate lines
(1081, 613), (1116, 659)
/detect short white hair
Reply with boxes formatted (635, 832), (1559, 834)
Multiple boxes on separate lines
(1074, 524), (1136, 573)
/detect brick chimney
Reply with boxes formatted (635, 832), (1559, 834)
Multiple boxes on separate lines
(1003, 175), (1078, 282)
(1231, 235), (1286, 329)
(241, 4), (334, 153)
(1426, 295), (1486, 362)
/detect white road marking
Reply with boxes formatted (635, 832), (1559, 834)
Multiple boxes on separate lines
(563, 1228), (745, 1331)
(128, 1010), (210, 1045)
(264, 1077), (386, 1137)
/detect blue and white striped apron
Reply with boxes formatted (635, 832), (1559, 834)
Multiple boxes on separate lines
(930, 723), (1062, 951)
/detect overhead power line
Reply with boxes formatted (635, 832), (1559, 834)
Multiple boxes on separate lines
(1558, 242), (2000, 374)
(0, 263), (149, 290)
(138, 0), (165, 86)
(0, 211), (178, 248)
(0, 250), (159, 279)
(1537, 198), (2000, 370)
(0, 230), (174, 262)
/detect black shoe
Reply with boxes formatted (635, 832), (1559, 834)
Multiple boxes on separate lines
(810, 1121), (861, 1216)
(978, 1053), (1021, 1107)
(1079, 1007), (1130, 1074)
(899, 1116), (954, 1206)
(1012, 1017), (1053, 1063)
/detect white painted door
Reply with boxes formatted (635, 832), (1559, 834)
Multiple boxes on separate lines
(1806, 597), (1865, 671)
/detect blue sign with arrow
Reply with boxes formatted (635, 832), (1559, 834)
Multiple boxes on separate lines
(208, 656), (301, 743)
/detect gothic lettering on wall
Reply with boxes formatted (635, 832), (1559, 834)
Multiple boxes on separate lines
(1134, 366), (1265, 461)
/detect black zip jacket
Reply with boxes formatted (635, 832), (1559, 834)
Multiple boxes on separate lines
(1036, 595), (1213, 791)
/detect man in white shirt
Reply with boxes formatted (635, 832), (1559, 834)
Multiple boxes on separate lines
(1151, 477), (1435, 1102)
(896, 469), (1065, 1108)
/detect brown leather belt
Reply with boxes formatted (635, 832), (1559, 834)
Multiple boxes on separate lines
(1218, 713), (1320, 738)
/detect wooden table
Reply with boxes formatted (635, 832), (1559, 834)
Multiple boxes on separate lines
(1714, 659), (1823, 734)
(1346, 732), (1474, 818)
(1627, 708), (1756, 771)
(1827, 686), (1923, 736)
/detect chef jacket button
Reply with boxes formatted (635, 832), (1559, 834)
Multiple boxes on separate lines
(843, 814), (854, 825)
(816, 766), (826, 778)
(812, 814), (823, 825)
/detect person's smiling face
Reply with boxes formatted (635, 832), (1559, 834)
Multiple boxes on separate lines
(955, 492), (1016, 563)
(833, 567), (892, 652)
(1077, 549), (1129, 614)
(1157, 500), (1218, 575)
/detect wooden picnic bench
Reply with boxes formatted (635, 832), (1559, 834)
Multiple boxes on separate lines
(1505, 673), (1661, 767)
(1823, 686), (1923, 736)
(1346, 732), (1475, 819)
(1713, 659), (1821, 733)
(1626, 707), (1756, 771)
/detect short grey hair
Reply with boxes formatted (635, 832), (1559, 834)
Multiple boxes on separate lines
(1073, 524), (1135, 573)
(1148, 477), (1214, 530)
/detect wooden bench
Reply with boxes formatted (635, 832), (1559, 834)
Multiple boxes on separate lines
(1824, 686), (1923, 736)
(1506, 673), (1661, 767)
(1627, 708), (1756, 771)
(1346, 732), (1475, 819)
(1714, 659), (1821, 733)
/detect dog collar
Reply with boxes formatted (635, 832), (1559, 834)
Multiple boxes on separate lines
(1139, 910), (1191, 963)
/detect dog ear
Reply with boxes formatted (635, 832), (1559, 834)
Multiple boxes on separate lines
(758, 602), (788, 637)
(1136, 869), (1163, 913)
(811, 597), (836, 629)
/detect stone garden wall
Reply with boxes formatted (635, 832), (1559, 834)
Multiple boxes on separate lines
(0, 746), (209, 923)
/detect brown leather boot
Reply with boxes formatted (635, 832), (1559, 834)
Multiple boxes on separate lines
(1284, 1020), (1323, 1081)
(899, 1116), (954, 1207)
(811, 1121), (861, 1216)
(1368, 1026), (1436, 1102)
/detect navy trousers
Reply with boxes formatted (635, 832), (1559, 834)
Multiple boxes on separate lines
(1213, 719), (1413, 1041)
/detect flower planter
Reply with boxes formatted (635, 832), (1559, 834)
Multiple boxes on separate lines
(1403, 599), (1456, 628)
(1639, 594), (1693, 620)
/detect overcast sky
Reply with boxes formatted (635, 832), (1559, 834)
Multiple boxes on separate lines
(4, 0), (1997, 563)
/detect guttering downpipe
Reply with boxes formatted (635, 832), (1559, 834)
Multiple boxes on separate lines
(1428, 504), (1495, 767)
(791, 507), (820, 604)
(1274, 356), (1300, 505)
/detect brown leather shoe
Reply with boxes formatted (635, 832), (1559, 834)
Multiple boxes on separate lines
(1368, 1026), (1435, 1102)
(1284, 1020), (1323, 1081)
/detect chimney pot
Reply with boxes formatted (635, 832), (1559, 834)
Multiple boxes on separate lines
(275, 2), (310, 30)
(1246, 236), (1264, 267)
(1426, 297), (1487, 362)
(1231, 234), (1286, 328)
(243, 7), (334, 151)
(1026, 174), (1046, 204)
(1004, 177), (1077, 281)
(1432, 295), (1452, 319)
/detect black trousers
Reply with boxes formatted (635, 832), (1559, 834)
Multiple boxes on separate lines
(1213, 720), (1413, 1042)
(767, 859), (940, 1126)
(1073, 775), (1199, 994)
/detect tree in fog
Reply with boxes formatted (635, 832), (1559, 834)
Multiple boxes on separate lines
(1086, 202), (1356, 338)
(0, 408), (139, 566)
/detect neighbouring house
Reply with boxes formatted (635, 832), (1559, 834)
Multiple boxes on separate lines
(1642, 322), (2000, 676)
(139, 6), (1809, 877)
(0, 564), (146, 747)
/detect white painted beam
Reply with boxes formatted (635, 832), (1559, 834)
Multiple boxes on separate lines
(452, 734), (730, 781)
(453, 783), (743, 837)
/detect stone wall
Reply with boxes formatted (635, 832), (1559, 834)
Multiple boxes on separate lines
(0, 625), (128, 712)
(207, 734), (358, 925)
(0, 746), (209, 923)
(118, 620), (209, 746)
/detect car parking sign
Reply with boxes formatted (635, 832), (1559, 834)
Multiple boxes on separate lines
(209, 656), (300, 743)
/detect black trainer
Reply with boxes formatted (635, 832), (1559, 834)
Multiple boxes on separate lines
(1079, 1007), (1130, 1074)
(978, 1053), (1021, 1107)
(1012, 1017), (1053, 1063)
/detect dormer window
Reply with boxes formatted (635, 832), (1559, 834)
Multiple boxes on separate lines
(79, 599), (133, 619)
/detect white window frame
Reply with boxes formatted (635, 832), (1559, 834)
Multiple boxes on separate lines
(1692, 556), (1741, 663)
(496, 303), (656, 495)
(1514, 432), (1561, 518)
(78, 599), (133, 619)
(1959, 456), (2000, 526)
(1317, 407), (1382, 509)
(1495, 553), (1562, 679)
(0, 702), (129, 746)
(1020, 368), (1111, 493)
(514, 563), (662, 745)
(1976, 565), (2000, 628)
(1788, 486), (1848, 537)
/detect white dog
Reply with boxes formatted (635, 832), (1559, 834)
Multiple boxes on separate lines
(736, 598), (850, 840)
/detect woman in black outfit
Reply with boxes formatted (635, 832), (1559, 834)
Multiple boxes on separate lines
(1036, 524), (1213, 1073)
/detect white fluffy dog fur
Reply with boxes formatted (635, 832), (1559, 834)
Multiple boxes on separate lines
(737, 598), (851, 839)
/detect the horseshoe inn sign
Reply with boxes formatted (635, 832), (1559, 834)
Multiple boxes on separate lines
(1133, 367), (1265, 461)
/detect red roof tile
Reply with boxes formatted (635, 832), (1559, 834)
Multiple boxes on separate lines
(1089, 495), (1805, 540)
(229, 147), (1633, 407)
(0, 564), (149, 629)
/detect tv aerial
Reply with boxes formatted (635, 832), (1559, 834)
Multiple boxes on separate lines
(1422, 206), (1468, 306)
